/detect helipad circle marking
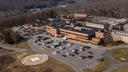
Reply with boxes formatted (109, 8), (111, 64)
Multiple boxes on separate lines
(21, 54), (48, 66)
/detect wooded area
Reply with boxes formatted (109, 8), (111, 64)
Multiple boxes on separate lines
(67, 0), (128, 18)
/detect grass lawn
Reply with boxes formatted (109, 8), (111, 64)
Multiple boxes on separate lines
(112, 48), (128, 62)
(10, 41), (29, 49)
(113, 67), (128, 72)
(0, 51), (75, 72)
(83, 58), (109, 72)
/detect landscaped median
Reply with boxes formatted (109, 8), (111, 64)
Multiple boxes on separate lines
(83, 58), (109, 72)
(111, 48), (128, 62)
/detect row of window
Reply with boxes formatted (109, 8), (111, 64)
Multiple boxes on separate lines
(115, 31), (128, 36)
(60, 31), (89, 40)
(60, 30), (88, 37)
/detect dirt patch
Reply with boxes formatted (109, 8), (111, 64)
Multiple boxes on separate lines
(10, 41), (29, 49)
(0, 47), (13, 54)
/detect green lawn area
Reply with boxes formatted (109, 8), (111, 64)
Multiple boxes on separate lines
(112, 48), (128, 62)
(83, 58), (109, 72)
(113, 67), (128, 72)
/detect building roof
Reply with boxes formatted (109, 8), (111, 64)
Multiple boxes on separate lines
(50, 22), (71, 29)
(74, 28), (95, 35)
(49, 23), (96, 36)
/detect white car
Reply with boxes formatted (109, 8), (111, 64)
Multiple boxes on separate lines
(66, 52), (69, 55)
(67, 43), (71, 47)
(42, 43), (45, 45)
(79, 49), (83, 52)
(72, 49), (75, 52)
(52, 51), (57, 55)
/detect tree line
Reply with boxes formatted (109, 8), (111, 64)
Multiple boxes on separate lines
(66, 0), (128, 18)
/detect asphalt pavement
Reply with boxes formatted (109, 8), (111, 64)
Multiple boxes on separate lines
(0, 34), (128, 72)
(27, 34), (107, 72)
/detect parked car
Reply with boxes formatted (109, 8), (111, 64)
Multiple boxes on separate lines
(79, 55), (86, 60)
(62, 54), (67, 57)
(84, 46), (91, 49)
(87, 55), (94, 59)
(88, 51), (93, 54)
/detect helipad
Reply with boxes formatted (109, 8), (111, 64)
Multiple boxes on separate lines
(21, 54), (48, 66)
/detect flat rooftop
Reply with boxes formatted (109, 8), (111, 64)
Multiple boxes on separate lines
(48, 23), (96, 35)
(73, 28), (96, 35)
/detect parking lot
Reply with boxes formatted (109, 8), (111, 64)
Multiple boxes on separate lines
(12, 26), (43, 39)
(28, 34), (107, 71)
